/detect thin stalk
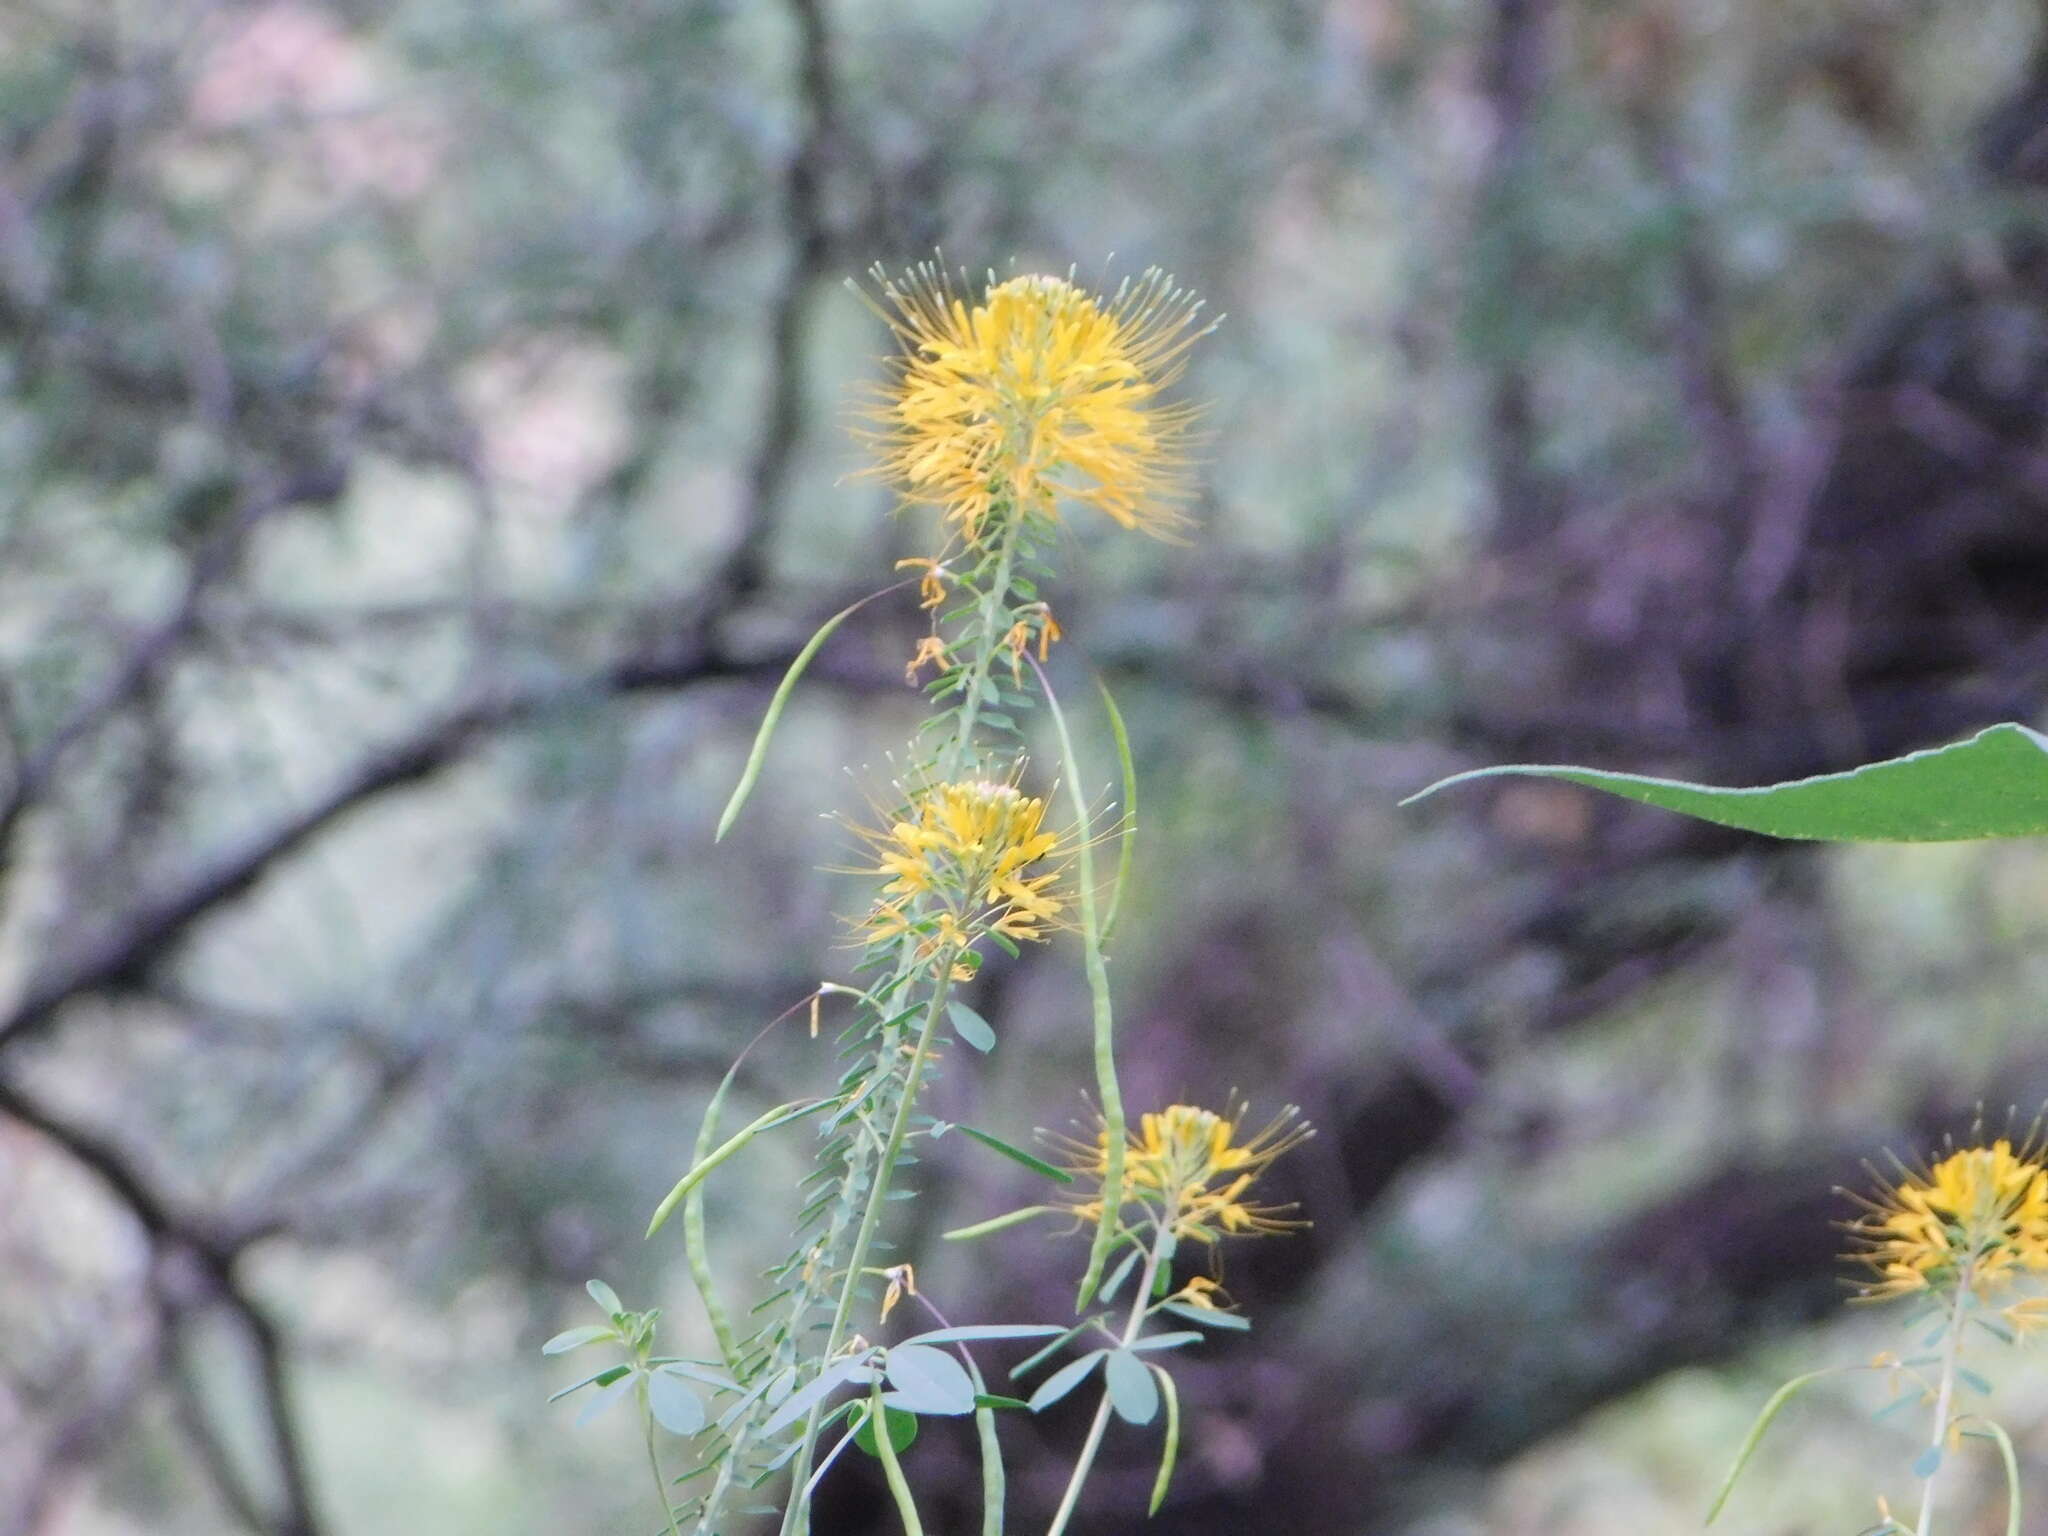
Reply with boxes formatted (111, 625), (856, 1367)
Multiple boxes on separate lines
(1916, 1267), (1973, 1536)
(777, 953), (960, 1536)
(1028, 653), (1126, 1309)
(870, 1389), (927, 1536)
(1043, 1223), (1172, 1536)
(941, 512), (1026, 780)
(643, 1400), (683, 1536)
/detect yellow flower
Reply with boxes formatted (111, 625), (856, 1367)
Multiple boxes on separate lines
(855, 777), (1069, 952)
(1169, 1275), (1231, 1310)
(1844, 1138), (2048, 1303)
(894, 556), (951, 610)
(905, 634), (953, 685)
(864, 264), (1208, 546)
(1058, 1101), (1310, 1245)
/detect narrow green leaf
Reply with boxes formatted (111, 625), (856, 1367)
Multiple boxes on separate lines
(585, 1279), (624, 1317)
(1707, 1369), (1850, 1523)
(760, 1358), (879, 1438)
(1096, 1247), (1142, 1305)
(1404, 723), (2048, 843)
(1126, 1331), (1203, 1354)
(715, 584), (903, 841)
(1104, 1349), (1159, 1425)
(1027, 1350), (1106, 1412)
(953, 1125), (1074, 1183)
(1158, 1302), (1250, 1331)
(973, 1393), (1032, 1411)
(548, 1363), (631, 1402)
(1012, 1321), (1095, 1381)
(575, 1372), (637, 1428)
(542, 1324), (618, 1356)
(949, 1001), (997, 1053)
(900, 1325), (1066, 1346)
(1148, 1365), (1181, 1515)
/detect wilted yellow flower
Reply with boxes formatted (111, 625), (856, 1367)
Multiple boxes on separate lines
(1059, 1101), (1310, 1245)
(1845, 1137), (2048, 1303)
(865, 264), (1208, 546)
(856, 777), (1069, 951)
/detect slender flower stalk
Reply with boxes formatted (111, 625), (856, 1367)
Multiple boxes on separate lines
(1915, 1263), (1971, 1536)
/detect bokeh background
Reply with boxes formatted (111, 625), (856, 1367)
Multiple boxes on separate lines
(10, 1), (2048, 1532)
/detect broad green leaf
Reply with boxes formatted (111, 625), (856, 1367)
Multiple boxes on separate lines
(884, 1343), (977, 1416)
(647, 1372), (707, 1436)
(948, 1001), (996, 1053)
(585, 1279), (624, 1316)
(854, 1404), (920, 1457)
(1913, 1445), (1942, 1479)
(1404, 723), (2048, 843)
(541, 1324), (617, 1356)
(1104, 1349), (1160, 1425)
(1027, 1350), (1106, 1412)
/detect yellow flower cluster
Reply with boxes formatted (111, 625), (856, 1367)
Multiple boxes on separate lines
(1846, 1138), (2048, 1304)
(1063, 1101), (1310, 1245)
(867, 265), (1206, 546)
(859, 778), (1068, 954)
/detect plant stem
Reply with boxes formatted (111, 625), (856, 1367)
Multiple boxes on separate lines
(1028, 653), (1126, 1311)
(1917, 1268), (1973, 1536)
(1044, 1224), (1172, 1536)
(642, 1399), (682, 1536)
(870, 1389), (927, 1536)
(942, 513), (1025, 780)
(777, 954), (959, 1536)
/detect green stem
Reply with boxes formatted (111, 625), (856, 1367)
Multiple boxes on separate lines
(1044, 1223), (1171, 1536)
(643, 1398), (682, 1536)
(1029, 653), (1127, 1309)
(870, 1388), (927, 1536)
(1917, 1269), (1973, 1536)
(777, 955), (960, 1536)
(942, 512), (1026, 780)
